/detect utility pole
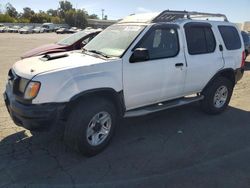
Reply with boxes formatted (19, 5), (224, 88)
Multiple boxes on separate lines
(75, 3), (77, 27)
(101, 9), (105, 20)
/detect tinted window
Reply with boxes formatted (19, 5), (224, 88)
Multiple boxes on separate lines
(205, 28), (216, 52)
(218, 26), (241, 50)
(138, 28), (179, 59)
(185, 26), (216, 55)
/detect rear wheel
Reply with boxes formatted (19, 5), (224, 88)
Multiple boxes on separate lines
(64, 98), (117, 157)
(201, 77), (234, 114)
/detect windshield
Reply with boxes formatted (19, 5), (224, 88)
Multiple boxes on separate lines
(84, 25), (145, 57)
(57, 31), (90, 46)
(42, 25), (49, 29)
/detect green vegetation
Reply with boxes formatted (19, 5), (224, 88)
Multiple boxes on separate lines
(0, 13), (16, 23)
(0, 1), (101, 28)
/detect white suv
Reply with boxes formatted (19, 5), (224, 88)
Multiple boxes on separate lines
(4, 11), (245, 156)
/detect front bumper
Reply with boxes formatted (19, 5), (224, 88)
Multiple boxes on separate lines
(4, 87), (65, 131)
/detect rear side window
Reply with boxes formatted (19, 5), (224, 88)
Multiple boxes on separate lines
(185, 26), (216, 55)
(218, 26), (241, 50)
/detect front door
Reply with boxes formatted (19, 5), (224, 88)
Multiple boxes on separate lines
(123, 24), (186, 110)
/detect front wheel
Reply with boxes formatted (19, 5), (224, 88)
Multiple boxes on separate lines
(64, 98), (117, 156)
(201, 77), (234, 114)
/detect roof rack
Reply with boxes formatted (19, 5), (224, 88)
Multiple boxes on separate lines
(152, 10), (228, 23)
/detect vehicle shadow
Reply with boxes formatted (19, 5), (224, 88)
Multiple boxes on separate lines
(244, 61), (250, 71)
(0, 104), (250, 187)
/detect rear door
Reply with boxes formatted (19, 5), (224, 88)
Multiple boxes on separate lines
(218, 25), (244, 69)
(183, 22), (224, 94)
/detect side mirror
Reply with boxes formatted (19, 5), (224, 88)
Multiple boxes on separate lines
(130, 48), (150, 63)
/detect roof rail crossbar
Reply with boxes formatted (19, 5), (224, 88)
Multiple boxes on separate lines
(152, 10), (228, 23)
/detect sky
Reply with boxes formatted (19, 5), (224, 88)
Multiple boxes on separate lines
(0, 0), (249, 23)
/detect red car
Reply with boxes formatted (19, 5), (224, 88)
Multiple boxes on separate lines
(21, 29), (102, 59)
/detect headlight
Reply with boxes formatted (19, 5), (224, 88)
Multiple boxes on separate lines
(24, 81), (41, 100)
(19, 78), (29, 93)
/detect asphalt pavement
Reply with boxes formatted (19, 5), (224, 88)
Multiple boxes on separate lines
(0, 33), (250, 188)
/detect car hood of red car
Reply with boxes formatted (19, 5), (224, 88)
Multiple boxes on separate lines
(21, 43), (67, 59)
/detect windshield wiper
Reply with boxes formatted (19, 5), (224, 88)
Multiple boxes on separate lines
(88, 50), (111, 58)
(82, 47), (88, 52)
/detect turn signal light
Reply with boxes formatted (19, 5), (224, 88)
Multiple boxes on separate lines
(24, 81), (41, 100)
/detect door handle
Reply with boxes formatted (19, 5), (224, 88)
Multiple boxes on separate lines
(219, 44), (223, 51)
(175, 63), (184, 67)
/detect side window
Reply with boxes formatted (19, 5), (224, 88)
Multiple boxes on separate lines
(205, 28), (216, 52)
(138, 28), (179, 60)
(218, 26), (241, 50)
(82, 35), (95, 45)
(83, 37), (91, 44)
(185, 26), (216, 55)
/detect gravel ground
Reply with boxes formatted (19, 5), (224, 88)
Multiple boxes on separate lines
(0, 33), (250, 188)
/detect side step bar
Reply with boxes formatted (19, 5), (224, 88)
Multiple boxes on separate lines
(124, 95), (204, 118)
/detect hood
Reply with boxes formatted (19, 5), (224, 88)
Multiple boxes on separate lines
(13, 51), (107, 79)
(21, 43), (65, 59)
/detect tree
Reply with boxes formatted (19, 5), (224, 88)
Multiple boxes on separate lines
(74, 9), (88, 28)
(5, 3), (18, 18)
(51, 16), (61, 24)
(22, 7), (35, 19)
(0, 1), (99, 26)
(59, 0), (73, 12)
(65, 9), (87, 28)
(30, 12), (51, 23)
(47, 9), (58, 17)
(18, 17), (30, 23)
(58, 0), (73, 18)
(88, 14), (99, 19)
(0, 13), (16, 22)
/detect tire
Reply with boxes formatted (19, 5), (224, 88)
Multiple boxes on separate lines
(201, 77), (234, 114)
(64, 97), (117, 157)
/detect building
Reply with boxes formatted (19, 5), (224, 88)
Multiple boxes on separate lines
(87, 19), (117, 29)
(243, 22), (250, 32)
(235, 23), (243, 30)
(234, 22), (250, 33)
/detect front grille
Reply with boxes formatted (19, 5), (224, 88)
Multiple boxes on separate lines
(8, 69), (22, 96)
(8, 69), (15, 80)
(7, 69), (32, 104)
